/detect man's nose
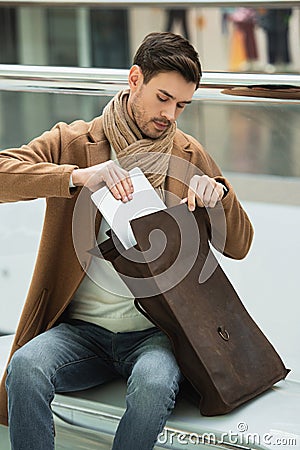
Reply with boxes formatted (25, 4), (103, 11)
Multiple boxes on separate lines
(161, 105), (176, 123)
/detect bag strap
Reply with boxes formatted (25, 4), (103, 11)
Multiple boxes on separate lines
(134, 299), (157, 326)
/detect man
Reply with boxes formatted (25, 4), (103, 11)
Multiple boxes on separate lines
(0, 32), (253, 449)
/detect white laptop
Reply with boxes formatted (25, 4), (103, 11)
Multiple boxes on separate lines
(91, 167), (166, 250)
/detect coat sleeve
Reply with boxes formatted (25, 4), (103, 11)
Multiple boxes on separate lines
(0, 124), (79, 203)
(213, 175), (254, 260)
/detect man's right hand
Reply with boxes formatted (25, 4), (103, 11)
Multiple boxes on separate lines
(71, 160), (134, 202)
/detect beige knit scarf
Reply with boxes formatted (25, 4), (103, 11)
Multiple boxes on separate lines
(102, 89), (176, 198)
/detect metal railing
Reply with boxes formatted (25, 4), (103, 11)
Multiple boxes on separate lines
(0, 65), (299, 96)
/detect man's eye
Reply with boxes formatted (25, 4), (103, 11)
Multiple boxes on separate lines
(158, 96), (167, 102)
(177, 104), (185, 109)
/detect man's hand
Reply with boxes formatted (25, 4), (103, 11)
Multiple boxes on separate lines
(72, 160), (133, 202)
(182, 174), (225, 211)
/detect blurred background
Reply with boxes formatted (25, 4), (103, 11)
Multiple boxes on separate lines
(0, 3), (299, 72)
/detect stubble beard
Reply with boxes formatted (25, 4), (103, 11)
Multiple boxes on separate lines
(131, 96), (169, 140)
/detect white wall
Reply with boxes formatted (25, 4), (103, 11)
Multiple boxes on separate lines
(0, 199), (45, 334)
(220, 200), (300, 381)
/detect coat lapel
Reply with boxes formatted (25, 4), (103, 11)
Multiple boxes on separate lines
(85, 141), (110, 167)
(85, 116), (111, 166)
(165, 131), (194, 207)
(83, 117), (111, 242)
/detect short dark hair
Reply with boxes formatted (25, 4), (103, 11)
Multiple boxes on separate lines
(133, 32), (202, 89)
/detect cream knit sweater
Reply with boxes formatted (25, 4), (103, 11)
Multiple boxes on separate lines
(68, 217), (153, 332)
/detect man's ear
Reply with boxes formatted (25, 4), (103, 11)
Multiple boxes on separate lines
(128, 65), (143, 90)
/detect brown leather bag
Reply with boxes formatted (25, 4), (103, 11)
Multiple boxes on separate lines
(94, 204), (289, 416)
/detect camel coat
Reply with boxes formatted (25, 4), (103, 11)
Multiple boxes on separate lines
(0, 116), (254, 426)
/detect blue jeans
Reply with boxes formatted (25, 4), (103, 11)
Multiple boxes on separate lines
(6, 320), (182, 450)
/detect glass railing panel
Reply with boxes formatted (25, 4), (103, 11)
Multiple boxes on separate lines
(0, 90), (109, 149)
(1, 87), (300, 179)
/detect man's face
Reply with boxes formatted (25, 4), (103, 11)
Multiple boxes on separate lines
(127, 68), (196, 139)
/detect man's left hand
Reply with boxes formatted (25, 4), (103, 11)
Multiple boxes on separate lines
(181, 174), (225, 211)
